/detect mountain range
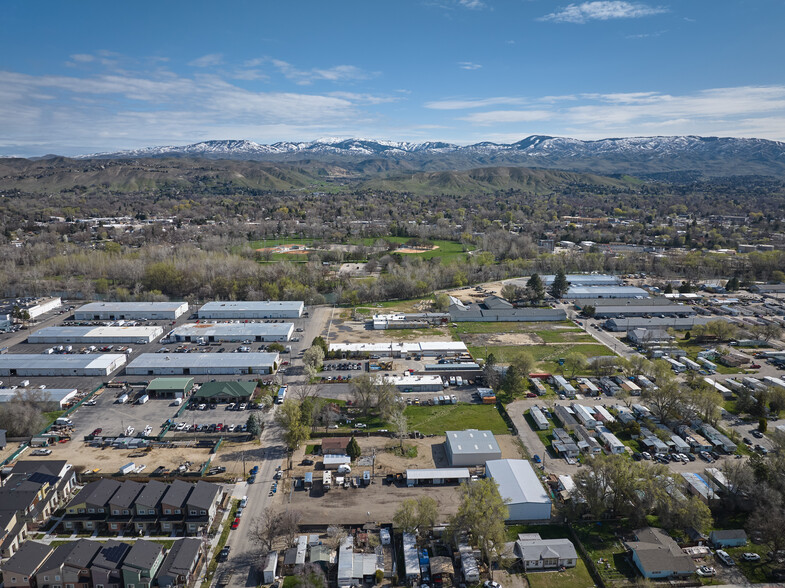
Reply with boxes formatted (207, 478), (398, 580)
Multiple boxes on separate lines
(72, 135), (785, 178)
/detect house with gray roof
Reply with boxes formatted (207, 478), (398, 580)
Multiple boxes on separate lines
(159, 480), (193, 534)
(59, 539), (102, 588)
(107, 480), (144, 532)
(185, 481), (222, 534)
(134, 480), (168, 533)
(121, 540), (164, 588)
(155, 538), (203, 588)
(90, 540), (130, 588)
(64, 478), (122, 532)
(626, 527), (694, 579)
(1, 541), (54, 588)
(513, 533), (578, 570)
(709, 529), (747, 548)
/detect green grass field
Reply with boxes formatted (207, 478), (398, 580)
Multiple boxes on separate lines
(450, 321), (578, 335)
(403, 404), (509, 435)
(42, 410), (66, 429)
(469, 343), (614, 373)
(525, 561), (595, 588)
(572, 522), (638, 584)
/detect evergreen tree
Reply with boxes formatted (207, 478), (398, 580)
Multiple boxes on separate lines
(245, 413), (262, 437)
(726, 276), (740, 291)
(549, 270), (570, 299)
(346, 436), (362, 460)
(525, 273), (546, 304)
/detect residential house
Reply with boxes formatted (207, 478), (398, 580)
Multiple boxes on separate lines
(513, 533), (578, 570)
(89, 540), (130, 588)
(107, 481), (144, 533)
(185, 481), (222, 534)
(133, 481), (167, 534)
(626, 528), (694, 579)
(321, 437), (351, 455)
(64, 479), (122, 533)
(159, 480), (192, 535)
(121, 540), (164, 588)
(60, 539), (102, 588)
(709, 530), (747, 548)
(1, 541), (53, 588)
(155, 539), (203, 588)
(34, 541), (84, 588)
(0, 510), (24, 559)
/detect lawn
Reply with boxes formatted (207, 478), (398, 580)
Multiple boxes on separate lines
(451, 321), (577, 335)
(350, 237), (473, 262)
(726, 543), (777, 583)
(572, 522), (638, 584)
(404, 404), (509, 435)
(42, 410), (66, 429)
(468, 343), (614, 373)
(525, 560), (595, 588)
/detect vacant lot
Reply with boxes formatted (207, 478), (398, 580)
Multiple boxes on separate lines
(404, 403), (510, 435)
(468, 343), (613, 372)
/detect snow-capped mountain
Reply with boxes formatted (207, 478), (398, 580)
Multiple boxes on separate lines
(77, 135), (785, 177)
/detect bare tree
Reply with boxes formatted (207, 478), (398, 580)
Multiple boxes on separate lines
(389, 408), (409, 448)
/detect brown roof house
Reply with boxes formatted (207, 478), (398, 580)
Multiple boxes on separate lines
(321, 437), (351, 455)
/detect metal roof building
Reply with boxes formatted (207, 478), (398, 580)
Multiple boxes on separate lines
(604, 317), (717, 332)
(0, 354), (126, 376)
(585, 304), (695, 319)
(538, 274), (623, 287)
(405, 468), (471, 486)
(198, 301), (304, 319)
(0, 387), (79, 408)
(125, 353), (278, 375)
(329, 341), (468, 357)
(565, 286), (650, 299)
(448, 296), (567, 322)
(444, 430), (502, 466)
(29, 326), (164, 344)
(485, 459), (552, 521)
(75, 302), (188, 321)
(170, 322), (293, 342)
(382, 375), (444, 393)
(145, 377), (194, 399)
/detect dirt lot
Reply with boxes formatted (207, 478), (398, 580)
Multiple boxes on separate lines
(329, 316), (453, 343)
(443, 281), (506, 300)
(290, 434), (522, 478)
(462, 332), (544, 346)
(10, 441), (216, 476)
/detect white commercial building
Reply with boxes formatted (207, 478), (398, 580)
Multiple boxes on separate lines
(125, 353), (278, 375)
(0, 354), (126, 377)
(170, 322), (293, 342)
(445, 430), (502, 466)
(198, 301), (304, 319)
(329, 341), (468, 358)
(28, 325), (163, 344)
(485, 459), (552, 521)
(382, 375), (444, 393)
(405, 468), (471, 486)
(75, 302), (189, 320)
(0, 387), (79, 408)
(25, 297), (63, 318)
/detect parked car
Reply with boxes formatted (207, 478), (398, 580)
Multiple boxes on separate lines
(697, 566), (716, 577)
(231, 517), (240, 530)
(218, 546), (230, 562)
(751, 430), (764, 439)
(716, 550), (735, 566)
(742, 553), (761, 562)
(483, 581), (502, 588)
(532, 454), (541, 463)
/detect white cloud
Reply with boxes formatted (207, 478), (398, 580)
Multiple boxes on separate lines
(188, 54), (224, 67)
(328, 92), (402, 105)
(270, 59), (373, 85)
(460, 109), (553, 124)
(540, 1), (667, 24)
(70, 54), (95, 63)
(458, 62), (482, 70)
(458, 0), (486, 9)
(425, 96), (526, 110)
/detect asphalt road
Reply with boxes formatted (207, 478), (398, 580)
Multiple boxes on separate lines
(218, 409), (286, 588)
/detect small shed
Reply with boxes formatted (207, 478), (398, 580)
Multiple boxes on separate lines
(323, 455), (351, 470)
(262, 551), (278, 584)
(709, 529), (747, 548)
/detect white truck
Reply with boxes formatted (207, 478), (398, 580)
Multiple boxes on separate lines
(323, 471), (332, 492)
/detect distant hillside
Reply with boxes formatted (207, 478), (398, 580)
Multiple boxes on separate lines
(362, 166), (633, 196)
(70, 135), (785, 178)
(0, 157), (315, 193)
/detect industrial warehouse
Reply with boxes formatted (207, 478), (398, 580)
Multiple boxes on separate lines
(382, 375), (445, 393)
(328, 341), (468, 357)
(573, 298), (695, 318)
(28, 325), (164, 344)
(448, 296), (567, 322)
(444, 430), (502, 466)
(74, 302), (189, 321)
(485, 459), (552, 521)
(604, 317), (719, 332)
(169, 322), (293, 342)
(125, 352), (279, 375)
(0, 354), (127, 377)
(0, 387), (79, 408)
(197, 301), (304, 319)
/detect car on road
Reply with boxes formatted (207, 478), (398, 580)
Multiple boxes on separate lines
(231, 517), (240, 530)
(751, 430), (764, 439)
(532, 454), (541, 463)
(240, 496), (247, 508)
(696, 566), (716, 577)
(248, 475), (256, 484)
(217, 546), (230, 562)
(302, 459), (314, 466)
(483, 581), (502, 588)
(641, 452), (652, 460)
(742, 553), (761, 562)
(743, 437), (752, 445)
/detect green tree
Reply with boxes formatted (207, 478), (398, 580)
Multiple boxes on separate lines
(525, 273), (546, 304)
(433, 293), (451, 312)
(346, 436), (362, 460)
(268, 342), (286, 353)
(582, 305), (596, 318)
(501, 364), (525, 397)
(549, 269), (570, 299)
(451, 478), (509, 579)
(245, 413), (262, 437)
(726, 276), (740, 291)
(563, 351), (587, 378)
(275, 399), (310, 450)
(759, 417), (768, 433)
(311, 336), (328, 356)
(303, 345), (325, 371)
(393, 496), (438, 535)
(510, 350), (535, 377)
(663, 283), (673, 294)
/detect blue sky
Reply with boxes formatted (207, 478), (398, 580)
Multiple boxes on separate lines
(2, 0), (785, 155)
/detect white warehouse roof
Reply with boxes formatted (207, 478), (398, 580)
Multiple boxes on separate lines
(0, 354), (126, 375)
(198, 301), (304, 317)
(0, 388), (79, 408)
(76, 301), (188, 315)
(28, 325), (163, 343)
(486, 459), (551, 507)
(446, 430), (501, 456)
(406, 468), (471, 481)
(329, 342), (468, 354)
(171, 322), (293, 340)
(126, 352), (279, 374)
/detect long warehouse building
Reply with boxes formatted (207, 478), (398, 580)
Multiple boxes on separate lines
(0, 354), (126, 377)
(75, 302), (189, 321)
(0, 387), (79, 408)
(126, 353), (279, 375)
(485, 459), (552, 521)
(170, 322), (293, 342)
(28, 326), (164, 344)
(198, 301), (304, 319)
(329, 341), (468, 357)
(604, 317), (719, 332)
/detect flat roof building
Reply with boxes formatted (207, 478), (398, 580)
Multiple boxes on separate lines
(405, 468), (471, 486)
(445, 430), (502, 466)
(382, 375), (444, 393)
(198, 301), (304, 319)
(0, 388), (79, 408)
(329, 341), (468, 357)
(587, 304), (695, 319)
(28, 326), (163, 344)
(170, 322), (293, 342)
(448, 296), (567, 322)
(0, 354), (126, 377)
(485, 459), (552, 521)
(125, 353), (278, 376)
(145, 378), (194, 399)
(192, 381), (256, 403)
(75, 302), (188, 321)
(565, 286), (650, 299)
(604, 317), (718, 332)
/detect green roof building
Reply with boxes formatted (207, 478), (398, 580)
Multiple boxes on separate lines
(193, 381), (256, 403)
(146, 377), (195, 399)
